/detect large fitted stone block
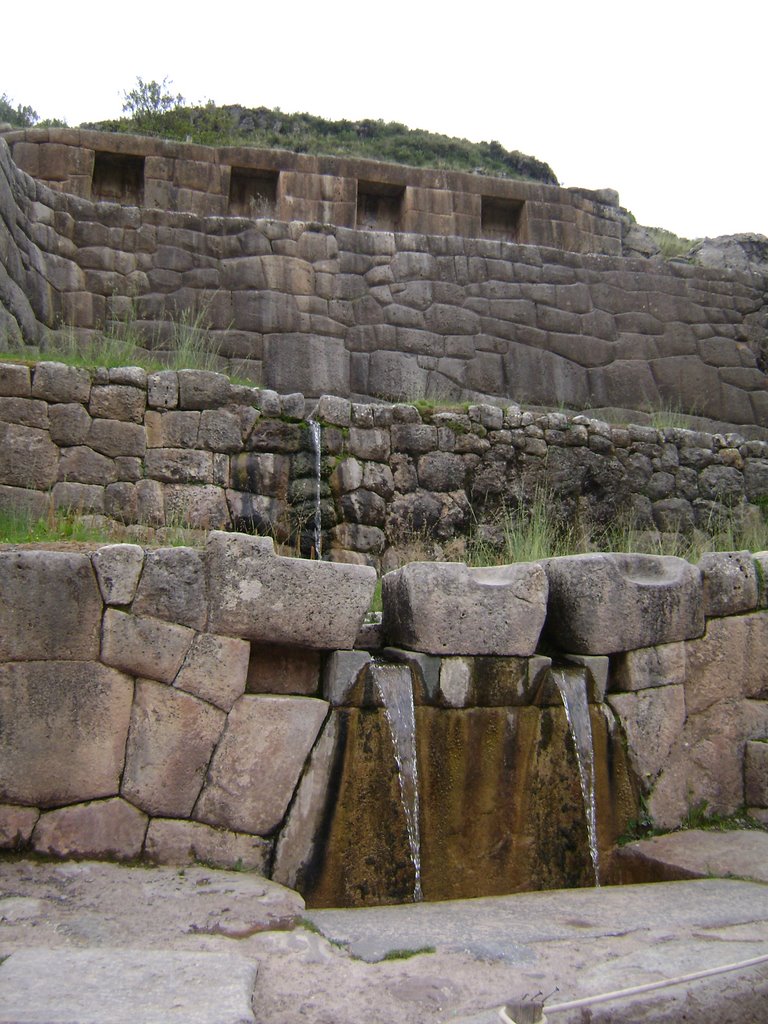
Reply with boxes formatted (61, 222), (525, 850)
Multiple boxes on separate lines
(745, 740), (768, 807)
(543, 553), (704, 654)
(194, 694), (328, 834)
(698, 550), (759, 618)
(0, 550), (102, 661)
(175, 632), (250, 710)
(0, 661), (134, 806)
(91, 544), (145, 605)
(206, 531), (376, 648)
(132, 546), (207, 629)
(101, 609), (194, 683)
(31, 798), (147, 860)
(144, 818), (270, 871)
(122, 680), (225, 817)
(0, 422), (59, 489)
(381, 561), (548, 655)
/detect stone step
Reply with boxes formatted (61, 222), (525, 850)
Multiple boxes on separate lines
(0, 949), (258, 1024)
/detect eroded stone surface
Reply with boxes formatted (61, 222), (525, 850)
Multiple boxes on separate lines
(122, 680), (225, 817)
(31, 798), (147, 860)
(381, 561), (548, 656)
(0, 550), (102, 660)
(101, 609), (194, 683)
(91, 544), (145, 605)
(175, 633), (250, 710)
(195, 695), (328, 835)
(544, 553), (704, 654)
(145, 818), (270, 872)
(206, 531), (376, 649)
(698, 550), (759, 618)
(0, 661), (133, 806)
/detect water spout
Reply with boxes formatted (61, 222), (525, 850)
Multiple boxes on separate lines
(307, 417), (323, 559)
(552, 667), (600, 886)
(371, 663), (423, 902)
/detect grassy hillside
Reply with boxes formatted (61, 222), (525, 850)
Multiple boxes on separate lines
(82, 102), (558, 184)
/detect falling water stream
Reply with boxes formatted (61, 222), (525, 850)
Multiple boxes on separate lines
(552, 667), (600, 885)
(372, 663), (423, 902)
(307, 417), (323, 559)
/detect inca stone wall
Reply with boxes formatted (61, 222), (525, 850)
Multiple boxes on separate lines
(2, 128), (622, 253)
(0, 361), (767, 570)
(1, 133), (767, 433)
(1, 538), (766, 905)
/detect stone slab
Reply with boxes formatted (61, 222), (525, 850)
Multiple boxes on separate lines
(0, 661), (134, 806)
(194, 694), (328, 835)
(381, 561), (548, 656)
(543, 553), (704, 654)
(0, 949), (258, 1024)
(0, 550), (102, 661)
(615, 829), (768, 885)
(206, 531), (376, 649)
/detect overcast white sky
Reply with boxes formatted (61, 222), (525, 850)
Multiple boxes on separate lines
(4, 0), (766, 240)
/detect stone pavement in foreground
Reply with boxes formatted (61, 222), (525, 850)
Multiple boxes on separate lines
(0, 833), (767, 1024)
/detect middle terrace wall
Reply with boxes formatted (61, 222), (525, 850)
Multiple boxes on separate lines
(1, 361), (767, 571)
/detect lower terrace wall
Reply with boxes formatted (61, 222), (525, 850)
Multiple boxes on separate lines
(1, 361), (767, 572)
(1, 138), (767, 433)
(1, 536), (767, 904)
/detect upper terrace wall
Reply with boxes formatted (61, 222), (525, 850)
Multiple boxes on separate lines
(1, 134), (767, 433)
(3, 129), (622, 254)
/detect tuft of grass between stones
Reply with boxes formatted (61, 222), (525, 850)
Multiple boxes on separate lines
(1, 301), (257, 385)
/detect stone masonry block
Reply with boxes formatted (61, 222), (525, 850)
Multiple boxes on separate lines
(122, 679), (225, 817)
(177, 369), (230, 409)
(31, 362), (91, 403)
(0, 804), (39, 849)
(147, 370), (179, 410)
(0, 550), (102, 660)
(0, 363), (31, 397)
(101, 609), (194, 683)
(144, 818), (270, 871)
(194, 694), (328, 835)
(48, 403), (92, 445)
(31, 798), (147, 861)
(206, 532), (376, 649)
(175, 633), (250, 711)
(89, 384), (146, 423)
(543, 553), (704, 654)
(608, 685), (687, 793)
(685, 612), (768, 712)
(0, 661), (134, 806)
(382, 561), (548, 656)
(0, 422), (59, 489)
(611, 642), (687, 692)
(745, 740), (768, 807)
(91, 544), (145, 605)
(698, 550), (759, 618)
(132, 547), (207, 630)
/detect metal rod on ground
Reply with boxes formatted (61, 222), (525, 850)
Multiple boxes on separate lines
(497, 950), (768, 1022)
